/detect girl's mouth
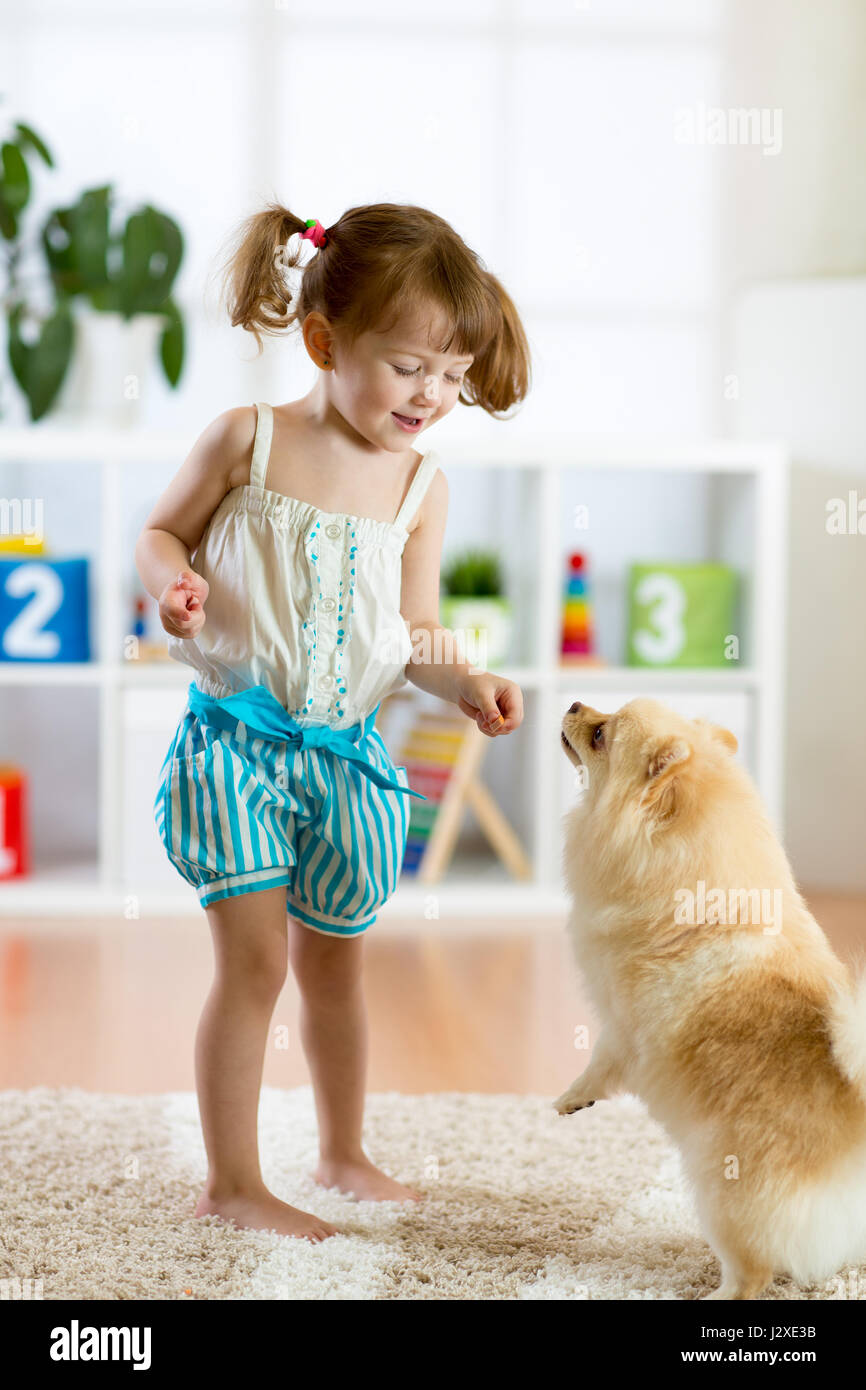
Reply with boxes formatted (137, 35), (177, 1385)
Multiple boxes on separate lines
(391, 412), (424, 432)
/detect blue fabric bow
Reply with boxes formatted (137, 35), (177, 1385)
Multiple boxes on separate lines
(186, 681), (426, 800)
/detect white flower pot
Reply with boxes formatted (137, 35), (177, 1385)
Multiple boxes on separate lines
(439, 596), (513, 667)
(51, 309), (166, 426)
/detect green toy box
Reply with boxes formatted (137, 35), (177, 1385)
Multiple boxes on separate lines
(626, 562), (739, 668)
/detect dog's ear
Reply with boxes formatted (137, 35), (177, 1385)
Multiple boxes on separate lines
(640, 736), (692, 825)
(710, 723), (737, 755)
(693, 718), (738, 755)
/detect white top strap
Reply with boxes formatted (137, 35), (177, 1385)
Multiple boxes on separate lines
(250, 401), (274, 491)
(394, 449), (440, 530)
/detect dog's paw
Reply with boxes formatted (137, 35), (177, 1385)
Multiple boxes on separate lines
(553, 1092), (597, 1116)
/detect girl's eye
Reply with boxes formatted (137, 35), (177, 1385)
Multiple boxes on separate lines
(391, 366), (464, 385)
(592, 724), (605, 747)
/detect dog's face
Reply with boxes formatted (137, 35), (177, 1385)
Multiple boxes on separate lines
(561, 696), (738, 837)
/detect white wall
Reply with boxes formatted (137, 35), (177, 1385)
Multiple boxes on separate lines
(719, 0), (866, 295)
(730, 280), (866, 891)
(2, 0), (723, 440)
(720, 0), (866, 889)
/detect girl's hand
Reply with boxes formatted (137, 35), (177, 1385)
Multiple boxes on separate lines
(159, 568), (209, 639)
(455, 672), (524, 737)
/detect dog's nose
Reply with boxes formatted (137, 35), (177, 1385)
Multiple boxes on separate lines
(568, 701), (581, 714)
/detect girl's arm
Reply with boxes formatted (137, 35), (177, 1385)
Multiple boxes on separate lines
(400, 470), (471, 702)
(400, 468), (524, 736)
(134, 407), (253, 637)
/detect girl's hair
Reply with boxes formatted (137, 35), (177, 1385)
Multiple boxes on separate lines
(216, 201), (531, 417)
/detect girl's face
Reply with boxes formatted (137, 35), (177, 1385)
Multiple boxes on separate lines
(313, 308), (474, 453)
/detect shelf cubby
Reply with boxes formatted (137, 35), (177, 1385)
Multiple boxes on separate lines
(0, 427), (787, 918)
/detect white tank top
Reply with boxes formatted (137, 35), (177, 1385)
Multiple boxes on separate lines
(166, 401), (441, 729)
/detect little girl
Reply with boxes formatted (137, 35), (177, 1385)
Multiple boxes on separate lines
(136, 201), (530, 1243)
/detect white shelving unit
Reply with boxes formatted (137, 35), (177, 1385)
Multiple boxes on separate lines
(0, 428), (788, 919)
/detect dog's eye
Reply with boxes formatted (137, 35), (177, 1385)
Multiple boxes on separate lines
(592, 724), (605, 748)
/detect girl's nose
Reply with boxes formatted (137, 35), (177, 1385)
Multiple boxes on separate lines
(416, 375), (439, 404)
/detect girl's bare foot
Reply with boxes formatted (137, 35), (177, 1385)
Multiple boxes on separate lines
(195, 1186), (343, 1241)
(313, 1155), (424, 1203)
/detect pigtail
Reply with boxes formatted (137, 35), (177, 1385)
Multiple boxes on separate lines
(462, 272), (532, 417)
(216, 202), (312, 353)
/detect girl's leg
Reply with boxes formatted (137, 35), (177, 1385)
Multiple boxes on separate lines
(287, 915), (423, 1203)
(193, 885), (342, 1241)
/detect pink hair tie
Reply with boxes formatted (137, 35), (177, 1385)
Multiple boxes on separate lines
(300, 218), (328, 249)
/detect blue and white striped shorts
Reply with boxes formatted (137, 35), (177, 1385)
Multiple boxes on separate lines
(153, 702), (412, 936)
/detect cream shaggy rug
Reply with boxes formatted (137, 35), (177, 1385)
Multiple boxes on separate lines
(0, 1086), (861, 1300)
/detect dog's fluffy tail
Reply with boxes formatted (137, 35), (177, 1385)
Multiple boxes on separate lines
(828, 966), (866, 1097)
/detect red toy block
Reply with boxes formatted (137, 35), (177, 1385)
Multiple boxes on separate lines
(0, 766), (29, 878)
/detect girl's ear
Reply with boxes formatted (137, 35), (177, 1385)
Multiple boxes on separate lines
(639, 736), (692, 826)
(692, 717), (738, 755)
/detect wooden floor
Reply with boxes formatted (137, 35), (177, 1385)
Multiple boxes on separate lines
(0, 892), (863, 1095)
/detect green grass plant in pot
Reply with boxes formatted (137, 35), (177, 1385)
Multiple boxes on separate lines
(440, 548), (512, 668)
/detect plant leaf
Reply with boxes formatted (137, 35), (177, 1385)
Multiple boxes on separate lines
(0, 193), (17, 240)
(1, 141), (30, 215)
(87, 282), (121, 313)
(74, 186), (112, 289)
(118, 205), (183, 316)
(14, 122), (55, 168)
(42, 186), (112, 298)
(7, 299), (75, 421)
(158, 297), (184, 387)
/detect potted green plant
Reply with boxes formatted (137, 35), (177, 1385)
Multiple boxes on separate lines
(440, 547), (512, 667)
(1, 117), (185, 423)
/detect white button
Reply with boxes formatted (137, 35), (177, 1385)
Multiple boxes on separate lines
(318, 674), (335, 690)
(320, 597), (336, 612)
(324, 523), (342, 539)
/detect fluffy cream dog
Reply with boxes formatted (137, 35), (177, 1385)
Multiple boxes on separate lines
(554, 696), (866, 1300)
